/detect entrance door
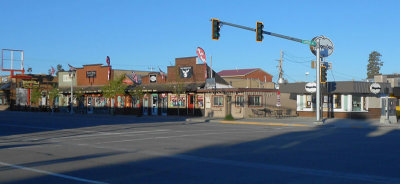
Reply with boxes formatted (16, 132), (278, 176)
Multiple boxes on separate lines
(151, 94), (158, 115)
(87, 96), (93, 114)
(143, 96), (149, 115)
(188, 94), (194, 115)
(160, 94), (167, 116)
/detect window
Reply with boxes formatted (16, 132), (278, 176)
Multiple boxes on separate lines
(306, 95), (312, 108)
(235, 95), (244, 107)
(352, 95), (362, 111)
(334, 94), (341, 109)
(248, 95), (261, 106)
(213, 96), (224, 106)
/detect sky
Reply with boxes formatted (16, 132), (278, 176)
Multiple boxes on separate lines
(0, 0), (399, 82)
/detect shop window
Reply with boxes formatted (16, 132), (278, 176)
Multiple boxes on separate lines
(249, 95), (261, 106)
(213, 96), (224, 107)
(352, 95), (362, 111)
(305, 95), (312, 108)
(235, 95), (244, 107)
(334, 94), (341, 109)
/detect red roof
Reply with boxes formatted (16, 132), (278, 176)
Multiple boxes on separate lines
(217, 68), (259, 77)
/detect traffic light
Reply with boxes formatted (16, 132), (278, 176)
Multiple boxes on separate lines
(211, 19), (221, 40)
(256, 21), (264, 42)
(320, 65), (327, 83)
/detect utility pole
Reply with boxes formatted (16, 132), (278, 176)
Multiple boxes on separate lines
(277, 49), (284, 85)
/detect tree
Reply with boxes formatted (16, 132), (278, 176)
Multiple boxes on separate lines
(56, 64), (65, 75)
(102, 75), (127, 114)
(27, 67), (32, 74)
(171, 67), (186, 116)
(367, 51), (383, 79)
(30, 87), (42, 106)
(48, 85), (60, 112)
(128, 85), (145, 116)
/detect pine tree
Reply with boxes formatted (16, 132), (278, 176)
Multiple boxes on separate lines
(367, 51), (383, 79)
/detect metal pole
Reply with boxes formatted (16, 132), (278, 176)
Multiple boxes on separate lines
(70, 72), (74, 114)
(316, 40), (321, 122)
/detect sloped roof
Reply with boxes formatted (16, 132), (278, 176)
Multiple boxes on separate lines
(217, 68), (259, 77)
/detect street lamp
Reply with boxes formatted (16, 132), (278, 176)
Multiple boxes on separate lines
(68, 70), (76, 114)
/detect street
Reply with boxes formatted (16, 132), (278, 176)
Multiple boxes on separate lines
(1, 111), (400, 184)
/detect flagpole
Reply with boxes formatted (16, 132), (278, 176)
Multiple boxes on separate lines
(210, 56), (213, 78)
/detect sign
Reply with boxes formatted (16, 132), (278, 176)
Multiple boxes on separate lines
(196, 47), (206, 63)
(276, 90), (281, 107)
(370, 83), (381, 94)
(305, 82), (317, 93)
(2, 77), (8, 83)
(180, 66), (193, 78)
(22, 81), (39, 88)
(150, 74), (157, 83)
(86, 71), (96, 78)
(63, 75), (72, 82)
(310, 36), (334, 57)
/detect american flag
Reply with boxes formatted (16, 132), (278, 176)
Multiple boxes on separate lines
(132, 71), (138, 83)
(68, 64), (76, 71)
(51, 66), (55, 76)
(158, 66), (166, 80)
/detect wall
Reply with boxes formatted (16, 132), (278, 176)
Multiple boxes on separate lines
(76, 64), (111, 87)
(223, 77), (275, 89)
(167, 57), (207, 84)
(58, 71), (77, 88)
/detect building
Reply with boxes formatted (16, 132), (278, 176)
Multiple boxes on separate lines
(218, 68), (274, 88)
(280, 81), (392, 119)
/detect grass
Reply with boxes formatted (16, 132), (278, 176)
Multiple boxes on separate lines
(224, 114), (235, 121)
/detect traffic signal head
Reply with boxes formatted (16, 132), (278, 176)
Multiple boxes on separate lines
(320, 65), (327, 83)
(211, 19), (221, 40)
(256, 21), (264, 42)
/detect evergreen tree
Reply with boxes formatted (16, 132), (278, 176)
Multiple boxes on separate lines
(367, 51), (383, 79)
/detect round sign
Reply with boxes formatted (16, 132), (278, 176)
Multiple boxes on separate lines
(196, 47), (206, 63)
(370, 83), (381, 94)
(305, 82), (317, 93)
(310, 36), (334, 57)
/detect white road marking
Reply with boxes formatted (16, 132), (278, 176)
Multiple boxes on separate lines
(0, 161), (109, 184)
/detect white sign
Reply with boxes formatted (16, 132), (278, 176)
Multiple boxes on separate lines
(305, 82), (317, 93)
(310, 36), (334, 57)
(370, 83), (381, 94)
(63, 75), (72, 82)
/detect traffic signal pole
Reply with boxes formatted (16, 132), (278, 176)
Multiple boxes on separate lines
(211, 19), (326, 123)
(215, 20), (315, 46)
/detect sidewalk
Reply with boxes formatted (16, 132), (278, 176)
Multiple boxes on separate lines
(186, 116), (400, 129)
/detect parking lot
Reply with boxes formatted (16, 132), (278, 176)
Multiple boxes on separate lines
(1, 111), (400, 184)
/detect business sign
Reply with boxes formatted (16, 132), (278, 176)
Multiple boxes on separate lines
(310, 36), (334, 57)
(86, 71), (96, 78)
(305, 82), (317, 93)
(370, 83), (381, 94)
(22, 81), (39, 88)
(180, 66), (193, 78)
(63, 75), (72, 82)
(150, 74), (157, 83)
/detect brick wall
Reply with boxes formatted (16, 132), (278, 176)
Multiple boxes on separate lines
(76, 65), (111, 86)
(167, 57), (207, 84)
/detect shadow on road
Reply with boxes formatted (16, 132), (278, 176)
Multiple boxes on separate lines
(1, 111), (400, 183)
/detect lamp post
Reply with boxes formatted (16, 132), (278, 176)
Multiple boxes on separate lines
(69, 70), (76, 114)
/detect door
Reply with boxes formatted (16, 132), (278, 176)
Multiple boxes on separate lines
(87, 96), (93, 114)
(188, 94), (194, 115)
(151, 94), (158, 115)
(143, 96), (149, 115)
(160, 93), (167, 116)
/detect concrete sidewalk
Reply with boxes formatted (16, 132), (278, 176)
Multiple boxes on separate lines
(186, 116), (400, 129)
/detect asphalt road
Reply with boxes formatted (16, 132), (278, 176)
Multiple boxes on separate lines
(1, 111), (400, 184)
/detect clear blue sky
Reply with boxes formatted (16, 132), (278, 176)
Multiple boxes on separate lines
(0, 0), (399, 82)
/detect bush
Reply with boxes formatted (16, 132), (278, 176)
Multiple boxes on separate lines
(224, 114), (235, 121)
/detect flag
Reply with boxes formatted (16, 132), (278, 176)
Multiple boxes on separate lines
(106, 56), (111, 66)
(132, 71), (138, 83)
(51, 66), (55, 76)
(158, 66), (165, 80)
(68, 64), (76, 71)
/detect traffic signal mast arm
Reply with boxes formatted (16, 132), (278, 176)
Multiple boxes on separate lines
(213, 20), (315, 46)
